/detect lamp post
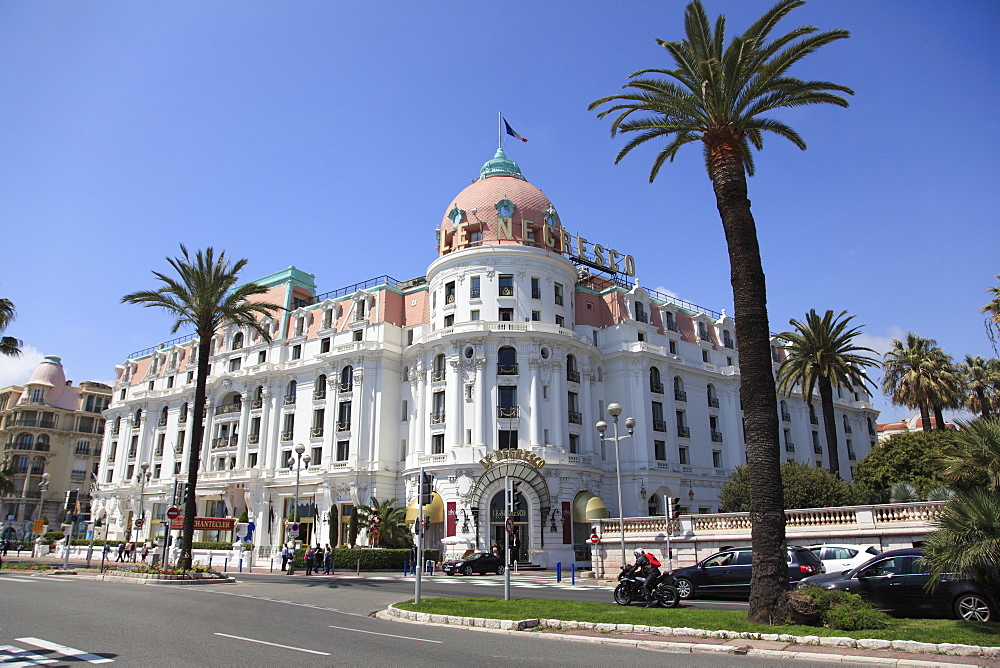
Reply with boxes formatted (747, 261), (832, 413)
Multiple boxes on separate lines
(30, 472), (51, 542)
(290, 444), (310, 543)
(596, 402), (635, 572)
(136, 462), (151, 543)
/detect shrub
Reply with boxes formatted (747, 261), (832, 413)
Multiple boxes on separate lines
(792, 586), (890, 630)
(191, 542), (236, 550)
(71, 539), (123, 546)
(288, 547), (439, 569)
(824, 603), (890, 631)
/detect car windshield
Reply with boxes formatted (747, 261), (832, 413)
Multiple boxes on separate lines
(467, 552), (489, 560)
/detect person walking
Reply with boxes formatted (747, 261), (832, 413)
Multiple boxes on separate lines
(313, 545), (323, 575)
(128, 541), (137, 562)
(284, 544), (296, 575)
(116, 542), (126, 562)
(304, 546), (314, 576)
(140, 543), (150, 563)
(103, 543), (111, 561)
(280, 543), (289, 572)
(323, 544), (332, 575)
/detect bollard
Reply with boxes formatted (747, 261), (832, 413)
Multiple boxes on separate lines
(239, 558), (243, 573)
(556, 561), (562, 582)
(224, 557), (229, 573)
(571, 563), (576, 585)
(270, 558), (274, 573)
(357, 558), (360, 575)
(425, 559), (434, 575)
(403, 562), (409, 576)
(209, 554), (213, 569)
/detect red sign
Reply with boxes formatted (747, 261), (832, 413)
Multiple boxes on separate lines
(170, 517), (237, 531)
(166, 506), (180, 520)
(590, 533), (600, 544)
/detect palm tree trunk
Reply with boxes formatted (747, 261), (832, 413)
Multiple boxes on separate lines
(934, 405), (947, 431)
(919, 404), (932, 433)
(976, 389), (992, 420)
(178, 336), (212, 570)
(708, 139), (787, 624)
(817, 376), (841, 478)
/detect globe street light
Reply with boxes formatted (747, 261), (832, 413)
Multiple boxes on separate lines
(290, 444), (310, 541)
(596, 402), (635, 573)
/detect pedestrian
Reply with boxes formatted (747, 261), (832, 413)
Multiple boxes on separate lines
(116, 542), (126, 562)
(15, 542), (23, 555)
(313, 545), (323, 574)
(410, 545), (417, 575)
(284, 544), (296, 575)
(128, 541), (137, 562)
(280, 543), (289, 572)
(140, 543), (150, 563)
(1, 539), (8, 556)
(103, 543), (111, 561)
(323, 544), (332, 575)
(304, 546), (314, 575)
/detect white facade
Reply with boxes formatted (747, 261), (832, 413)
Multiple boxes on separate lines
(92, 149), (879, 566)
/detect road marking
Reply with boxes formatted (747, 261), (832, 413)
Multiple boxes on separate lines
(188, 588), (367, 617)
(0, 644), (58, 664)
(0, 576), (39, 583)
(327, 626), (442, 643)
(15, 638), (113, 663)
(213, 633), (329, 655)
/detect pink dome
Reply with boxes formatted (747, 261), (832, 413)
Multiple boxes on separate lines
(28, 355), (66, 402)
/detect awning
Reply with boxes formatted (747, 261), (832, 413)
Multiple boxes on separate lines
(404, 492), (444, 523)
(573, 492), (609, 522)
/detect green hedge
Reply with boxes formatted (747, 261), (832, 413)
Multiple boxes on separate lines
(287, 548), (440, 569)
(192, 542), (236, 550)
(70, 539), (123, 546)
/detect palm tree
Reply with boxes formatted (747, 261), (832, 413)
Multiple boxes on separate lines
(958, 355), (997, 421)
(882, 333), (946, 431)
(776, 309), (878, 478)
(0, 297), (23, 358)
(926, 348), (962, 431)
(590, 0), (853, 623)
(122, 246), (282, 569)
(0, 465), (15, 497)
(982, 274), (1000, 353)
(357, 497), (408, 548)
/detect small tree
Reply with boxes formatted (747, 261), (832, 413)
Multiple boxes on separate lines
(851, 430), (952, 504)
(720, 460), (852, 512)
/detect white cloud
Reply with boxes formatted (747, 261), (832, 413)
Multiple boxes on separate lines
(652, 285), (679, 299)
(855, 325), (906, 359)
(0, 345), (44, 388)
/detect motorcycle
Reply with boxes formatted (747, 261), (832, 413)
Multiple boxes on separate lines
(614, 565), (680, 608)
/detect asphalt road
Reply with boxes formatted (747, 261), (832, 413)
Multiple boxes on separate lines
(1, 571), (837, 667)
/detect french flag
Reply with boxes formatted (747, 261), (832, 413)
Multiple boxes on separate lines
(504, 118), (528, 142)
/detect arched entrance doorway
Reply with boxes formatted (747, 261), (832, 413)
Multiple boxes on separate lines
(489, 489), (528, 562)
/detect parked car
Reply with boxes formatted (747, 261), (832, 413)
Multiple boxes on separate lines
(442, 551), (505, 576)
(798, 547), (996, 623)
(671, 546), (824, 600)
(806, 543), (882, 573)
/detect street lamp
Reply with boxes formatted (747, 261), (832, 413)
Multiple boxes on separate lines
(290, 444), (310, 539)
(31, 473), (51, 541)
(136, 462), (151, 544)
(596, 402), (635, 572)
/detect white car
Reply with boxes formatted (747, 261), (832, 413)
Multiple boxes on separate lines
(806, 544), (882, 573)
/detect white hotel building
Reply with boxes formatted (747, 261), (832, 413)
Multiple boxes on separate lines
(93, 149), (879, 566)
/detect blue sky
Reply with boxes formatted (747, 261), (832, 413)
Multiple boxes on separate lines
(1, 0), (998, 423)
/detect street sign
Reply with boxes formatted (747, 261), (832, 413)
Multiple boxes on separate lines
(290, 522), (300, 533)
(32, 519), (44, 533)
(505, 517), (514, 534)
(134, 518), (144, 529)
(590, 533), (600, 544)
(166, 506), (180, 520)
(288, 528), (299, 538)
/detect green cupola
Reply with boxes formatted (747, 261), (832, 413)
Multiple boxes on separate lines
(478, 147), (525, 181)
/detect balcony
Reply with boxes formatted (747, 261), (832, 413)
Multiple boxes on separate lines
(247, 434), (259, 445)
(431, 370), (446, 382)
(674, 390), (687, 402)
(469, 288), (481, 299)
(677, 425), (691, 438)
(252, 398), (263, 409)
(313, 389), (326, 400)
(339, 382), (353, 393)
(34, 443), (50, 452)
(178, 414), (188, 423)
(154, 445), (163, 456)
(650, 381), (664, 394)
(711, 430), (724, 443)
(848, 450), (857, 461)
(445, 293), (456, 304)
(785, 442), (795, 452)
(781, 411), (791, 422)
(810, 415), (819, 425)
(497, 405), (519, 419)
(111, 425), (120, 435)
(497, 363), (518, 376)
(70, 471), (86, 481)
(498, 286), (514, 297)
(311, 426), (324, 437)
(652, 420), (666, 432)
(844, 425), (853, 433)
(429, 411), (446, 425)
(157, 417), (168, 426)
(813, 445), (823, 455)
(212, 437), (233, 449)
(531, 288), (541, 299)
(568, 411), (582, 425)
(284, 395), (296, 406)
(74, 446), (91, 456)
(280, 431), (293, 441)
(554, 294), (563, 306)
(723, 339), (734, 349)
(337, 420), (351, 432)
(635, 311), (648, 324)
(566, 369), (581, 384)
(665, 322), (679, 333)
(708, 396), (720, 408)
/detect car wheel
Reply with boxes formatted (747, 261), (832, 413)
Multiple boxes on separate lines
(955, 594), (994, 622)
(674, 578), (695, 600)
(495, 565), (505, 575)
(613, 583), (632, 606)
(464, 565), (474, 576)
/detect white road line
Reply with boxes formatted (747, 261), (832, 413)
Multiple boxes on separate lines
(0, 644), (57, 664)
(187, 588), (368, 617)
(15, 638), (112, 664)
(0, 576), (39, 583)
(327, 625), (442, 643)
(214, 633), (329, 655)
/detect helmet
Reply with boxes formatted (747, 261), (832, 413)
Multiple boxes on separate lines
(633, 548), (644, 558)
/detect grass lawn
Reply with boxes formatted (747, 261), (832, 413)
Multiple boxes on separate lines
(395, 597), (1000, 647)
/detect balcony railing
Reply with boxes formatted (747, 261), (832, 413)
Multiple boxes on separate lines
(497, 405), (519, 419)
(311, 426), (324, 437)
(531, 288), (541, 299)
(445, 293), (456, 304)
(337, 420), (351, 432)
(34, 443), (50, 452)
(280, 430), (293, 441)
(469, 288), (481, 299)
(813, 444), (823, 455)
(313, 389), (326, 400)
(566, 369), (581, 383)
(111, 425), (120, 434)
(554, 294), (563, 306)
(431, 370), (446, 382)
(810, 415), (819, 425)
(247, 434), (259, 445)
(178, 414), (188, 423)
(339, 382), (353, 392)
(75, 446), (91, 456)
(498, 286), (514, 297)
(650, 381), (664, 394)
(781, 411), (791, 422)
(635, 311), (648, 324)
(674, 390), (687, 402)
(568, 411), (582, 424)
(844, 425), (853, 433)
(157, 417), (168, 426)
(251, 398), (263, 409)
(284, 395), (296, 405)
(427, 411), (445, 425)
(652, 420), (666, 432)
(497, 364), (518, 376)
(711, 430), (724, 443)
(708, 396), (720, 408)
(785, 442), (795, 452)
(677, 425), (691, 438)
(665, 322), (678, 332)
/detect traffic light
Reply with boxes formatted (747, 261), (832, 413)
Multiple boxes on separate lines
(420, 473), (434, 506)
(511, 481), (520, 495)
(669, 497), (681, 518)
(174, 482), (188, 506)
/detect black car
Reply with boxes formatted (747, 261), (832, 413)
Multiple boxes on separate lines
(442, 551), (505, 576)
(798, 547), (996, 623)
(671, 546), (824, 600)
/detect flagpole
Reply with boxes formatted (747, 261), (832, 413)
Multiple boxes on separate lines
(498, 111), (502, 150)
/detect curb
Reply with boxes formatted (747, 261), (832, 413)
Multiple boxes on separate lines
(383, 605), (1000, 665)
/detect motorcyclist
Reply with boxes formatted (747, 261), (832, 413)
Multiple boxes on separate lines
(630, 548), (662, 607)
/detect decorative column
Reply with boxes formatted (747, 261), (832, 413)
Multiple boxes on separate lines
(446, 359), (462, 447)
(581, 368), (594, 454)
(473, 358), (486, 445)
(551, 358), (565, 448)
(413, 360), (426, 457)
(236, 383), (251, 468)
(529, 359), (543, 446)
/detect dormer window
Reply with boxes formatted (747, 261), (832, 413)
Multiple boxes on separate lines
(722, 330), (734, 349)
(634, 301), (647, 323)
(355, 299), (366, 321)
(232, 332), (244, 350)
(294, 317), (305, 337)
(664, 311), (677, 332)
(447, 204), (464, 228)
(698, 321), (710, 341)
(543, 205), (559, 227)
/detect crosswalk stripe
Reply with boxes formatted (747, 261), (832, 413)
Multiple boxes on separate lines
(15, 639), (113, 664)
(0, 644), (57, 664)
